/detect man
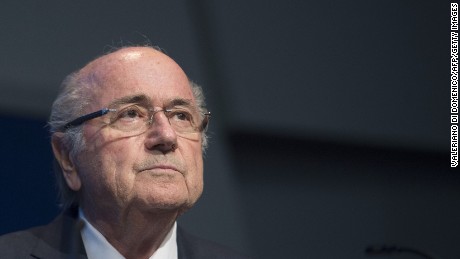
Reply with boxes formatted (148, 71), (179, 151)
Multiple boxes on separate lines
(0, 46), (248, 259)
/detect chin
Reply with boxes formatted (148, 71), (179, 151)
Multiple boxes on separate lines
(135, 186), (202, 214)
(137, 195), (191, 212)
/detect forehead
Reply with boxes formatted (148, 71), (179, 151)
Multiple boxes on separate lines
(80, 47), (194, 109)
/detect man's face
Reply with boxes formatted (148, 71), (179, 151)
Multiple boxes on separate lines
(72, 48), (203, 217)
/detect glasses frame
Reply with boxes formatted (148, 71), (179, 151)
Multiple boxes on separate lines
(58, 107), (211, 133)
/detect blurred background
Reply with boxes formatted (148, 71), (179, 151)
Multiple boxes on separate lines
(0, 1), (457, 258)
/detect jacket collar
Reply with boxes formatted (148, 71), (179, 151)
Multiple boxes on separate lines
(29, 206), (87, 259)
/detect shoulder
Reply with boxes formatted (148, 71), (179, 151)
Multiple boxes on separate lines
(0, 208), (85, 259)
(0, 228), (37, 243)
(177, 227), (251, 259)
(0, 226), (44, 258)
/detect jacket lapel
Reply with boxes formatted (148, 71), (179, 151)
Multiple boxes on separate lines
(29, 207), (87, 259)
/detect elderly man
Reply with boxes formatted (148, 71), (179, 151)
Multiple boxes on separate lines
(0, 46), (247, 259)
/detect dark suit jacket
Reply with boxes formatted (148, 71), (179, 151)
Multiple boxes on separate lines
(0, 207), (249, 259)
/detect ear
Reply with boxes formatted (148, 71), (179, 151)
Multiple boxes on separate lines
(51, 133), (82, 191)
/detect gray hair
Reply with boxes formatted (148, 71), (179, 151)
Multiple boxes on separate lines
(48, 47), (209, 209)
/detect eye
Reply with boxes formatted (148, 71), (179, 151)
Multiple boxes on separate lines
(167, 109), (193, 122)
(113, 105), (148, 123)
(175, 112), (190, 121)
(166, 108), (197, 132)
(123, 109), (140, 119)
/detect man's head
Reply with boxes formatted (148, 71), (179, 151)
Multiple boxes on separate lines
(49, 46), (209, 218)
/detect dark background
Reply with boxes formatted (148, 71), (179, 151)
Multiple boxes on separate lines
(0, 1), (457, 258)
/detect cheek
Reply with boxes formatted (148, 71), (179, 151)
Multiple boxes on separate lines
(78, 131), (140, 200)
(78, 148), (137, 209)
(100, 142), (140, 194)
(182, 142), (204, 193)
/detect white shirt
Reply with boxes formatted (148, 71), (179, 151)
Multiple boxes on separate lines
(79, 210), (178, 259)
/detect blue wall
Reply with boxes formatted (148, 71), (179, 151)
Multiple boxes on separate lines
(0, 115), (59, 233)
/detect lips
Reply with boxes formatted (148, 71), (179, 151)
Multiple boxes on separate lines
(134, 155), (185, 175)
(134, 159), (184, 175)
(143, 164), (180, 172)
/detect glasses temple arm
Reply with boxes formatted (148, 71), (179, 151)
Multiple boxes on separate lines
(60, 108), (114, 131)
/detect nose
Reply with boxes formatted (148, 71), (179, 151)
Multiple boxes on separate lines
(144, 110), (178, 153)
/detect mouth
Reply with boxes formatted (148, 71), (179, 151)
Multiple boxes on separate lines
(139, 164), (182, 175)
(134, 157), (184, 175)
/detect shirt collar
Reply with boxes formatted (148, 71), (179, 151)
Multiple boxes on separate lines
(79, 209), (178, 259)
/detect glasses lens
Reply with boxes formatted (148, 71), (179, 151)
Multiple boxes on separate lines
(109, 104), (150, 134)
(107, 105), (206, 140)
(165, 108), (201, 133)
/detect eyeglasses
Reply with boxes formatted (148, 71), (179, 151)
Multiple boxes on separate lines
(59, 104), (211, 140)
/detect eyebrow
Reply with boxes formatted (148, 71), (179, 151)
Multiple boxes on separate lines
(107, 94), (151, 108)
(106, 94), (196, 111)
(168, 98), (194, 108)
